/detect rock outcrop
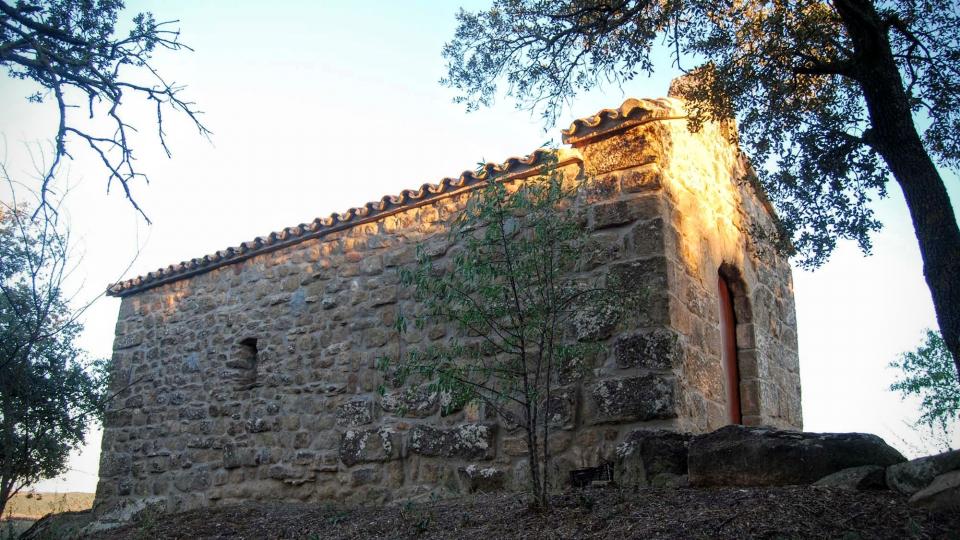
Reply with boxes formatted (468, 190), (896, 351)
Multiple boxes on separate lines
(615, 429), (691, 487)
(687, 425), (905, 487)
(908, 470), (960, 512)
(886, 449), (960, 495)
(813, 465), (887, 490)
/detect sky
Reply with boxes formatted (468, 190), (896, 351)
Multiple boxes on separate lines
(2, 1), (958, 493)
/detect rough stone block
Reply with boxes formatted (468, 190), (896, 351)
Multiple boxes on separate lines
(339, 427), (400, 467)
(99, 454), (132, 477)
(245, 417), (274, 433)
(145, 455), (172, 475)
(589, 197), (659, 230)
(621, 166), (661, 193)
(578, 123), (663, 175)
(628, 218), (665, 257)
(458, 465), (506, 493)
(113, 333), (143, 350)
(614, 329), (679, 370)
(336, 399), (374, 428)
(583, 174), (619, 203)
(222, 446), (254, 469)
(409, 424), (496, 460)
(572, 302), (620, 342)
(380, 386), (440, 418)
(360, 256), (383, 276)
(369, 288), (397, 307)
(587, 374), (677, 424)
(582, 232), (624, 270)
(173, 469), (210, 493)
(350, 467), (382, 487)
(608, 257), (667, 294)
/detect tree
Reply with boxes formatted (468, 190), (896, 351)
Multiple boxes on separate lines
(890, 329), (960, 442)
(0, 171), (108, 517)
(0, 0), (210, 218)
(441, 0), (960, 380)
(378, 155), (636, 510)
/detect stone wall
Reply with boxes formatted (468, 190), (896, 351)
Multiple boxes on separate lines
(94, 97), (801, 522)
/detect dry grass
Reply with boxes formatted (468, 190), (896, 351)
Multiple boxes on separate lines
(3, 492), (94, 520)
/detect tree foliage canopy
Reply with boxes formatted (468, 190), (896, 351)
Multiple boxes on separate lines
(0, 0), (210, 218)
(443, 0), (960, 378)
(890, 329), (960, 436)
(0, 180), (107, 516)
(443, 0), (957, 266)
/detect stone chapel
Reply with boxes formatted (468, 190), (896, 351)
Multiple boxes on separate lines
(93, 93), (802, 522)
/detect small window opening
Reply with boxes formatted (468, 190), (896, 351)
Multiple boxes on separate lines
(718, 273), (742, 424)
(236, 338), (259, 390)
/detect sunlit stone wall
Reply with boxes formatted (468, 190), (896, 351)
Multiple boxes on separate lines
(93, 97), (800, 523)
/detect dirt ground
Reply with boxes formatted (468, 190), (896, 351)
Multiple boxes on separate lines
(96, 486), (960, 540)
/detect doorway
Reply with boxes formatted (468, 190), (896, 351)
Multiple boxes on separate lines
(718, 272), (742, 424)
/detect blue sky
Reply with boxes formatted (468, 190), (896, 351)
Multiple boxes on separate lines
(1, 1), (957, 492)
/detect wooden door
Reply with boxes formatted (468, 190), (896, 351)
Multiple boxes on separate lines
(718, 274), (742, 424)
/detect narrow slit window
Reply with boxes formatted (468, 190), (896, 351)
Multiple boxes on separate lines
(237, 338), (259, 389)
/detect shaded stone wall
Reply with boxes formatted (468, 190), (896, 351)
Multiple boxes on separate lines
(94, 97), (800, 522)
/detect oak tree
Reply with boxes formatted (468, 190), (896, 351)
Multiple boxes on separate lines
(0, 0), (210, 218)
(442, 0), (960, 379)
(0, 175), (108, 517)
(890, 329), (960, 440)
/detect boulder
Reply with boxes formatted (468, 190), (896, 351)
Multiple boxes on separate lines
(409, 424), (496, 460)
(814, 465), (887, 490)
(908, 470), (960, 513)
(19, 510), (93, 540)
(886, 449), (960, 495)
(615, 429), (691, 487)
(688, 425), (905, 487)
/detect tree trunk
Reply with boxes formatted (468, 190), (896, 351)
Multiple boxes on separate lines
(0, 480), (11, 519)
(525, 403), (544, 509)
(836, 0), (960, 380)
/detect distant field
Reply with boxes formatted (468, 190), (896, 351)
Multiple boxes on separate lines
(2, 492), (94, 520)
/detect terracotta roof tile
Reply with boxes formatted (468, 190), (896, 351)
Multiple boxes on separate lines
(106, 148), (579, 297)
(108, 97), (683, 298)
(561, 97), (682, 145)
